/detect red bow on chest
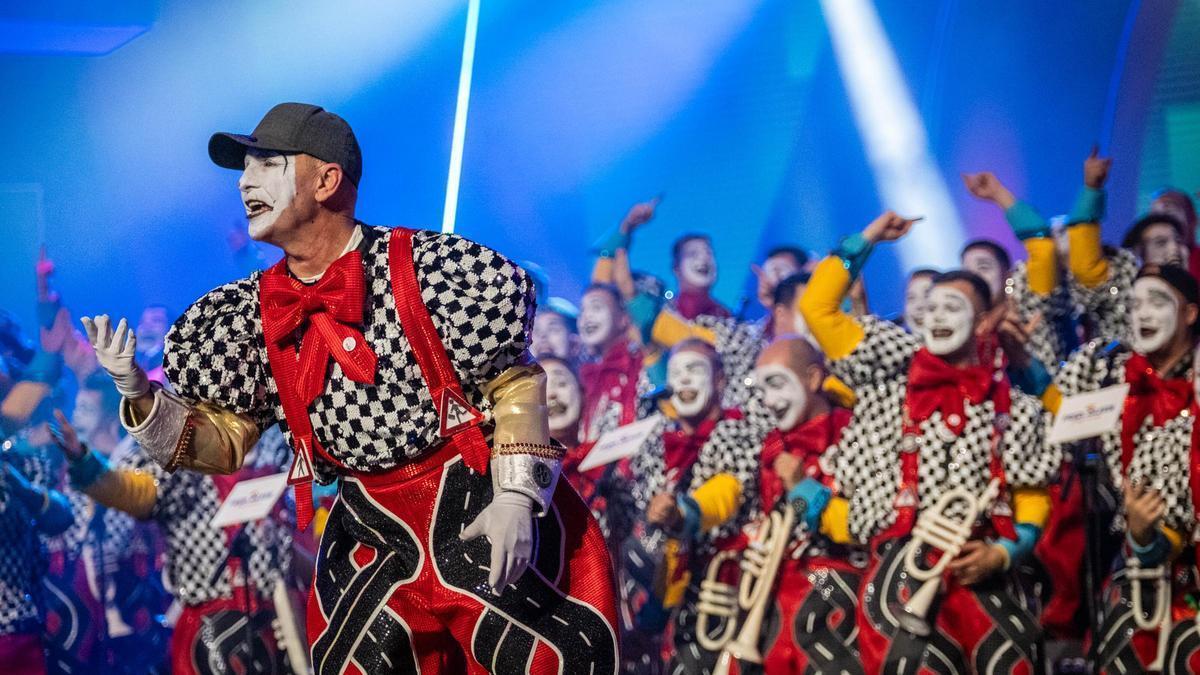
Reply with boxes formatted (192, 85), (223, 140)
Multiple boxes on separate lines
(260, 251), (378, 405)
(1122, 353), (1193, 468)
(905, 348), (1003, 436)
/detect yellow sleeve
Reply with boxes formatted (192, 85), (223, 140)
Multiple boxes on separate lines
(82, 469), (158, 520)
(1024, 237), (1058, 297)
(819, 496), (852, 544)
(1163, 525), (1185, 560)
(822, 376), (856, 409)
(691, 473), (743, 531)
(1013, 487), (1052, 530)
(797, 256), (865, 361)
(1068, 223), (1108, 289)
(1041, 384), (1062, 415)
(591, 256), (614, 285)
(1, 381), (51, 427)
(650, 309), (717, 349)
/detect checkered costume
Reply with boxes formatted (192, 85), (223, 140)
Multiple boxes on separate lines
(692, 315), (768, 410)
(0, 443), (56, 638)
(1067, 246), (1137, 344)
(1006, 260), (1077, 374)
(125, 426), (294, 607)
(831, 316), (1056, 544)
(165, 225), (534, 482)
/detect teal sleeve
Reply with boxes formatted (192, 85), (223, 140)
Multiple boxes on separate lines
(22, 350), (62, 385)
(677, 494), (702, 540)
(627, 293), (662, 340)
(1005, 201), (1050, 240)
(997, 523), (1041, 567)
(1068, 187), (1106, 226)
(591, 227), (631, 259)
(1007, 358), (1052, 397)
(1129, 529), (1171, 568)
(787, 478), (832, 531)
(833, 232), (874, 280)
(67, 450), (109, 490)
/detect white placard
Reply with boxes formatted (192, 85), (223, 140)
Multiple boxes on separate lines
(1047, 384), (1130, 445)
(578, 415), (663, 472)
(210, 472), (290, 528)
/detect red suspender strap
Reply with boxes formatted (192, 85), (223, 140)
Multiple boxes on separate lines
(260, 260), (348, 532)
(387, 228), (491, 475)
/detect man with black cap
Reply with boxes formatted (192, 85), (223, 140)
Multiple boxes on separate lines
(80, 102), (619, 673)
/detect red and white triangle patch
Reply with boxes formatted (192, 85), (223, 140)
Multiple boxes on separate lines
(438, 388), (484, 437)
(287, 438), (314, 485)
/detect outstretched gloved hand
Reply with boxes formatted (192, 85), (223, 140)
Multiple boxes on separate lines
(460, 490), (534, 594)
(80, 315), (150, 399)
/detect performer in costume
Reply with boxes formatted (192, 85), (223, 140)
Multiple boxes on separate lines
(626, 340), (772, 674)
(800, 212), (1057, 674)
(578, 284), (646, 444)
(750, 336), (863, 674)
(669, 235), (730, 321)
(51, 412), (295, 675)
(82, 102), (618, 674)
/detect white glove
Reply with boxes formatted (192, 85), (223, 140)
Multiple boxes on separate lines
(459, 490), (534, 594)
(80, 315), (150, 399)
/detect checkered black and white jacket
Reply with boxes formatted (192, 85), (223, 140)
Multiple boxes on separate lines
(1007, 260), (1077, 375)
(1055, 341), (1196, 538)
(831, 317), (1057, 544)
(164, 225), (536, 480)
(124, 426), (293, 606)
(1068, 247), (1137, 345)
(0, 442), (57, 636)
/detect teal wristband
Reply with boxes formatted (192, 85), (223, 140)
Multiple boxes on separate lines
(23, 351), (62, 385)
(834, 233), (874, 280)
(67, 450), (109, 490)
(591, 227), (631, 258)
(997, 523), (1041, 568)
(787, 478), (832, 531)
(1005, 201), (1051, 240)
(1068, 187), (1106, 226)
(1129, 529), (1170, 567)
(677, 494), (702, 540)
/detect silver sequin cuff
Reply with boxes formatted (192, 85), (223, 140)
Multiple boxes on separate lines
(491, 454), (559, 516)
(119, 385), (190, 470)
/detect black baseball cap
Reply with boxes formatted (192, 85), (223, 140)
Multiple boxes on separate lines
(208, 102), (362, 186)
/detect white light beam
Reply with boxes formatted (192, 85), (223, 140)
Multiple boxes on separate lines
(442, 0), (481, 234)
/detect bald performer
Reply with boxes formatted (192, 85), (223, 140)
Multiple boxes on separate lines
(746, 336), (863, 674)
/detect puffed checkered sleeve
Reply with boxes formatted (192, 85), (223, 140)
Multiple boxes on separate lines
(826, 315), (921, 391)
(1007, 260), (1074, 374)
(163, 274), (278, 431)
(410, 231), (537, 398)
(1000, 390), (1057, 488)
(1053, 340), (1115, 398)
(1067, 246), (1136, 344)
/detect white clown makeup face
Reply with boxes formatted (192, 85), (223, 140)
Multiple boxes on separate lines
(762, 254), (802, 289)
(754, 363), (808, 431)
(532, 312), (574, 360)
(578, 289), (622, 351)
(71, 390), (104, 442)
(922, 285), (976, 356)
(1130, 277), (1180, 355)
(543, 360), (582, 436)
(239, 149), (298, 241)
(904, 275), (933, 331)
(961, 247), (1005, 302)
(677, 238), (717, 290)
(668, 350), (716, 420)
(1139, 223), (1188, 267)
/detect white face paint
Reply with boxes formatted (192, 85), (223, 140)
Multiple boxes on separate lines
(921, 285), (975, 356)
(1130, 277), (1180, 355)
(71, 390), (104, 442)
(961, 248), (1005, 302)
(1139, 223), (1187, 267)
(678, 239), (717, 289)
(578, 290), (619, 350)
(668, 350), (715, 419)
(903, 275), (933, 332)
(543, 360), (582, 435)
(239, 150), (297, 241)
(532, 312), (573, 360)
(754, 363), (808, 431)
(762, 254), (801, 288)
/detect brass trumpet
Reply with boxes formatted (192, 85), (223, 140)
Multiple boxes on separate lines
(1126, 558), (1172, 672)
(898, 477), (1001, 637)
(695, 549), (741, 653)
(712, 502), (799, 675)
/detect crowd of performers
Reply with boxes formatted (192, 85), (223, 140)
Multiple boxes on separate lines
(2, 100), (1200, 675)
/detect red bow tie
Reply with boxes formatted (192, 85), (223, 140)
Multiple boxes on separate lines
(260, 252), (378, 405)
(1121, 352), (1193, 467)
(905, 347), (998, 436)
